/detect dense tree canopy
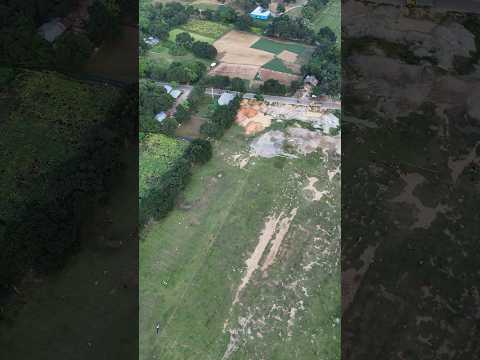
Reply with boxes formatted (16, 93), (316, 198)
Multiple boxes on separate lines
(192, 41), (218, 59)
(265, 15), (315, 43)
(260, 79), (287, 95)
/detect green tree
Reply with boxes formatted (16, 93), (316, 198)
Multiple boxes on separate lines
(176, 32), (194, 49)
(87, 0), (122, 46)
(234, 15), (253, 31)
(260, 79), (287, 95)
(317, 26), (336, 46)
(55, 32), (94, 71)
(192, 41), (218, 59)
(231, 77), (247, 92)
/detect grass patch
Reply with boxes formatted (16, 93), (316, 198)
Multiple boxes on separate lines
(169, 28), (216, 45)
(148, 41), (211, 67)
(139, 134), (188, 200)
(180, 19), (232, 40)
(140, 126), (340, 359)
(251, 37), (308, 55)
(262, 57), (294, 74)
(310, 0), (341, 45)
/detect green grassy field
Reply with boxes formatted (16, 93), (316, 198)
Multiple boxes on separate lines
(251, 38), (308, 55)
(147, 41), (211, 69)
(262, 58), (295, 74)
(169, 28), (216, 45)
(311, 0), (341, 44)
(139, 134), (188, 199)
(140, 125), (340, 360)
(180, 19), (232, 40)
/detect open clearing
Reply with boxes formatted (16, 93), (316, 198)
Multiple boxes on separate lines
(140, 118), (340, 359)
(212, 30), (313, 80)
(213, 31), (274, 66)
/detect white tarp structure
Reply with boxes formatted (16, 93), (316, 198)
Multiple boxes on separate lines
(38, 18), (66, 43)
(218, 92), (235, 106)
(155, 112), (167, 122)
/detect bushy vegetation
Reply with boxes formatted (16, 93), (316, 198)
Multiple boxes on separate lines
(260, 79), (287, 95)
(202, 76), (248, 92)
(139, 135), (213, 226)
(303, 39), (340, 96)
(200, 96), (242, 139)
(265, 15), (315, 43)
(0, 70), (133, 288)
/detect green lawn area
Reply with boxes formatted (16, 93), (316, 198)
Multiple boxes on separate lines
(140, 125), (340, 360)
(251, 37), (308, 55)
(169, 28), (216, 45)
(311, 0), (341, 45)
(139, 133), (188, 200)
(262, 57), (294, 74)
(147, 41), (211, 68)
(180, 19), (232, 40)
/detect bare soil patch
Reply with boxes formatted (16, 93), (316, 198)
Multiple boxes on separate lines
(209, 63), (260, 80)
(258, 68), (301, 85)
(277, 50), (299, 63)
(214, 31), (274, 66)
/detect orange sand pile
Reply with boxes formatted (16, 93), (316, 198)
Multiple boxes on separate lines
(236, 100), (273, 135)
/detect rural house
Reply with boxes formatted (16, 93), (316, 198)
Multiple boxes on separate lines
(304, 75), (319, 87)
(250, 6), (271, 20)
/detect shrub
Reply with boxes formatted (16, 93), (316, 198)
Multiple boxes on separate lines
(260, 79), (287, 95)
(192, 41), (218, 59)
(185, 139), (213, 164)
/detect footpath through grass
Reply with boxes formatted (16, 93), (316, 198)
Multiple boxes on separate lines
(140, 125), (340, 360)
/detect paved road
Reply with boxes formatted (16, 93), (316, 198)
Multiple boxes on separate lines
(204, 87), (341, 109)
(156, 82), (341, 109)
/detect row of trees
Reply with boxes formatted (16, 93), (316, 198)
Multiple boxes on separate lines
(140, 57), (207, 84)
(265, 15), (315, 43)
(174, 32), (218, 59)
(303, 27), (340, 97)
(201, 75), (247, 92)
